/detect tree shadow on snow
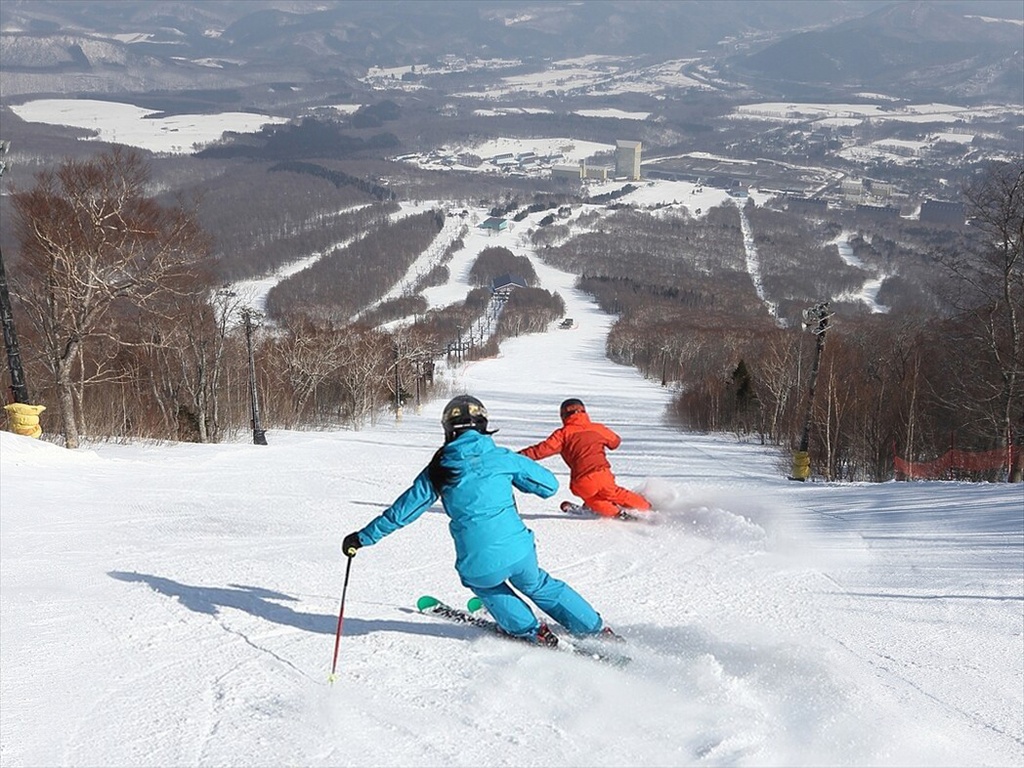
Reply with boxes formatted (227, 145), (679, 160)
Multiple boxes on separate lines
(108, 570), (457, 640)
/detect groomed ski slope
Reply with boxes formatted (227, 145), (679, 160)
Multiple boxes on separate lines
(2, 227), (1022, 767)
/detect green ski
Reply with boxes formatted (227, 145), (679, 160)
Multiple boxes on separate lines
(417, 595), (630, 666)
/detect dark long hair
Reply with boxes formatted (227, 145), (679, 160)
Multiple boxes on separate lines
(427, 446), (459, 492)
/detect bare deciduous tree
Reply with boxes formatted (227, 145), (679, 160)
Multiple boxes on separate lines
(939, 158), (1023, 461)
(276, 320), (353, 422)
(146, 286), (240, 442)
(11, 148), (209, 448)
(337, 326), (394, 427)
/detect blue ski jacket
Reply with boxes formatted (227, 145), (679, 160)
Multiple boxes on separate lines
(355, 430), (559, 585)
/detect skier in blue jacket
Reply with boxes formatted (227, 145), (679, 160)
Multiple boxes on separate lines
(342, 394), (611, 646)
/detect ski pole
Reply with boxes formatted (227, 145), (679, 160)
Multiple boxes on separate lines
(328, 553), (354, 684)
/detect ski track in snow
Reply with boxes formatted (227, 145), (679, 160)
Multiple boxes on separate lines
(2, 205), (1022, 768)
(357, 202), (468, 322)
(829, 230), (891, 313)
(735, 201), (783, 326)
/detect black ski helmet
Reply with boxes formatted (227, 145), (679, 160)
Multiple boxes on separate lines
(441, 394), (492, 442)
(560, 397), (586, 422)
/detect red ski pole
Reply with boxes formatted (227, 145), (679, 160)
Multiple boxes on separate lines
(328, 554), (354, 684)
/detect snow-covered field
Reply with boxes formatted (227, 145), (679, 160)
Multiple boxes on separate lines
(2, 234), (1022, 766)
(365, 54), (711, 98)
(731, 101), (1018, 125)
(731, 101), (1022, 167)
(8, 98), (288, 155)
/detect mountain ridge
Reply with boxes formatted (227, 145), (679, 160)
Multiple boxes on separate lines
(729, 1), (1023, 101)
(2, 0), (1021, 102)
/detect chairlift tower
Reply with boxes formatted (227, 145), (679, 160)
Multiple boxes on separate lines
(791, 301), (832, 480)
(241, 307), (268, 445)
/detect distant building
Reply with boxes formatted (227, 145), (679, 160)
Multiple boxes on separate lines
(582, 163), (609, 181)
(490, 274), (528, 295)
(787, 197), (829, 216)
(841, 179), (864, 201)
(490, 153), (517, 168)
(867, 180), (895, 198)
(615, 140), (642, 180)
(479, 217), (509, 234)
(919, 199), (965, 227)
(856, 204), (901, 223)
(551, 163), (583, 182)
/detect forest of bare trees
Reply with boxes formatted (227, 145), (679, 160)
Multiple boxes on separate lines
(535, 160), (1022, 482)
(10, 148), (212, 449)
(468, 246), (538, 287)
(3, 144), (1020, 483)
(264, 208), (444, 322)
(3, 149), (450, 445)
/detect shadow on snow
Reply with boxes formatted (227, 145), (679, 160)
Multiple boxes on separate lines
(107, 570), (459, 640)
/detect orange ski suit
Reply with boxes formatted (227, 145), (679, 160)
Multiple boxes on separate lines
(520, 411), (651, 517)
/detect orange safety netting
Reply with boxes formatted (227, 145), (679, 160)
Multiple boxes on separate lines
(894, 446), (1019, 479)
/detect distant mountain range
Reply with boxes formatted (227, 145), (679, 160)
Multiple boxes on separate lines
(1, 0), (1021, 103)
(729, 1), (1024, 102)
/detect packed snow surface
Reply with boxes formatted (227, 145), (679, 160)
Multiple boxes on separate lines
(2, 251), (1022, 767)
(8, 98), (288, 155)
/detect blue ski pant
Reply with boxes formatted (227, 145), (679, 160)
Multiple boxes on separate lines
(461, 550), (602, 638)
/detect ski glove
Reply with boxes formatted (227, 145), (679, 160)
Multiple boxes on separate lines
(342, 532), (362, 558)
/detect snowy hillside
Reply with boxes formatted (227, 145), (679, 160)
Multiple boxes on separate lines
(1, 246), (1022, 766)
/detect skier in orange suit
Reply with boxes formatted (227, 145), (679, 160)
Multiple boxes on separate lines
(519, 398), (651, 517)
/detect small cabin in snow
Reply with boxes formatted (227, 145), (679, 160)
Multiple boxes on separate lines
(490, 274), (528, 296)
(479, 217), (509, 234)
